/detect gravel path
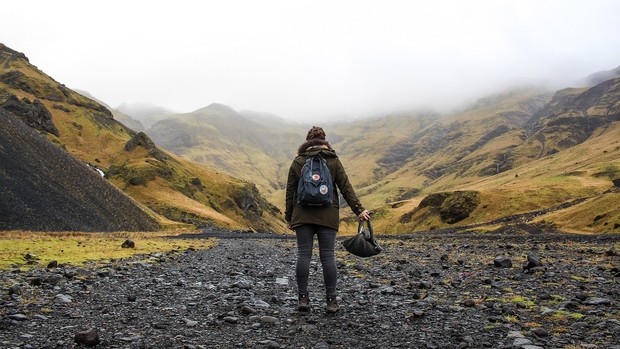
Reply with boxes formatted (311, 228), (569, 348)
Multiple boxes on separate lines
(1, 230), (619, 348)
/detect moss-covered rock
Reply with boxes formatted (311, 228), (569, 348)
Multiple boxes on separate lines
(415, 190), (481, 224)
(438, 191), (481, 224)
(419, 192), (451, 208)
(125, 132), (168, 162)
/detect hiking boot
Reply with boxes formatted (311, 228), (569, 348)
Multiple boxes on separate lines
(298, 294), (310, 311)
(326, 296), (340, 313)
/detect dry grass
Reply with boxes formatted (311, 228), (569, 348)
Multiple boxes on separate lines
(123, 177), (244, 229)
(0, 230), (215, 270)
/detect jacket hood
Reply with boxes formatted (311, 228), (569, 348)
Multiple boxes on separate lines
(297, 138), (335, 156)
(302, 146), (338, 158)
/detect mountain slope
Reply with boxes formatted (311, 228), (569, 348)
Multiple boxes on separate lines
(0, 107), (159, 231)
(374, 81), (620, 234)
(116, 103), (175, 129)
(75, 90), (146, 132)
(140, 78), (620, 234)
(147, 103), (305, 206)
(0, 43), (284, 233)
(325, 88), (553, 209)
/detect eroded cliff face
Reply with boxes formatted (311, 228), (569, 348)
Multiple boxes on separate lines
(525, 78), (620, 157)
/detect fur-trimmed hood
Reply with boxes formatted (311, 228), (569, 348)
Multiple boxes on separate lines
(297, 138), (332, 155)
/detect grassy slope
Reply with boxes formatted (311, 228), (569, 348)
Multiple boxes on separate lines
(373, 118), (620, 234)
(146, 104), (304, 209)
(140, 83), (619, 234)
(0, 45), (285, 233)
(330, 87), (620, 234)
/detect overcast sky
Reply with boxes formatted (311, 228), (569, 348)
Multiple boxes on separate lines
(3, 0), (620, 120)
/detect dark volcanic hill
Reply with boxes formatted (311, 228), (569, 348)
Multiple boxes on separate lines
(0, 107), (159, 231)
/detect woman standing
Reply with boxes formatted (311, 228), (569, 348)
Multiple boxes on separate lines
(285, 126), (370, 313)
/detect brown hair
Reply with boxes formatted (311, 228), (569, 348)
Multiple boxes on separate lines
(298, 126), (331, 155)
(306, 126), (326, 141)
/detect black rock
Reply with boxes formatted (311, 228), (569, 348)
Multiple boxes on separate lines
(419, 281), (432, 289)
(74, 328), (100, 347)
(45, 274), (64, 286)
(462, 299), (476, 307)
(23, 252), (38, 261)
(531, 328), (550, 337)
(0, 319), (13, 330)
(240, 305), (257, 314)
(523, 253), (542, 271)
(575, 293), (588, 301)
(494, 256), (512, 268)
(47, 260), (58, 269)
(121, 239), (135, 249)
(8, 284), (21, 295)
(563, 301), (580, 310)
(538, 292), (552, 301)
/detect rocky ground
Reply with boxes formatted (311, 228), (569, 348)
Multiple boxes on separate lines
(1, 228), (619, 349)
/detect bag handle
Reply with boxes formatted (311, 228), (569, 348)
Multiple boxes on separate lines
(358, 219), (374, 239)
(357, 218), (382, 252)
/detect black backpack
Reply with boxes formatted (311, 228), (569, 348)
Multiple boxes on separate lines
(297, 155), (334, 206)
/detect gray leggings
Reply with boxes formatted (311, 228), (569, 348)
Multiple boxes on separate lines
(295, 224), (337, 297)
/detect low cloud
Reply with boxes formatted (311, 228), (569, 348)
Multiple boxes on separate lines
(3, 1), (620, 120)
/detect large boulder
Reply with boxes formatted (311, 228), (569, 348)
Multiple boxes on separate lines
(0, 94), (59, 136)
(125, 132), (168, 162)
(419, 191), (481, 224)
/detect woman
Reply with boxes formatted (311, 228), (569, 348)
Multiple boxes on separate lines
(285, 126), (370, 313)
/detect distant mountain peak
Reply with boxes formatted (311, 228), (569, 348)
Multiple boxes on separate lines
(585, 64), (620, 86)
(116, 103), (175, 118)
(195, 103), (237, 114)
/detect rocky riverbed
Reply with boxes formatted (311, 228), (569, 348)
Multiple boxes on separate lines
(1, 229), (619, 349)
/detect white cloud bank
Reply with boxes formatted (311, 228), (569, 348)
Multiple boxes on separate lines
(2, 0), (620, 120)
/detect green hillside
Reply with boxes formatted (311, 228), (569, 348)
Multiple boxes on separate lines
(0, 43), (285, 233)
(140, 79), (620, 235)
(361, 83), (620, 234)
(147, 103), (305, 207)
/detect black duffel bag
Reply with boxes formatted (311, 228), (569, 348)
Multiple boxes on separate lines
(342, 219), (382, 257)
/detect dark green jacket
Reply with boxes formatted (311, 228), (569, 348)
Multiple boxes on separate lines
(285, 146), (365, 231)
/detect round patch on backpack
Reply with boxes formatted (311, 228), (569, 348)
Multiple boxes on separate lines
(319, 184), (329, 195)
(312, 174), (321, 181)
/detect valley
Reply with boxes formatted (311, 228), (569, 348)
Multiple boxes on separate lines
(136, 81), (620, 235)
(1, 42), (619, 235)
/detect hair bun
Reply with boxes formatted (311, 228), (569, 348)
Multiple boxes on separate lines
(306, 126), (326, 140)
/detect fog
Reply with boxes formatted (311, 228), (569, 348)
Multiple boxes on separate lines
(2, 0), (620, 120)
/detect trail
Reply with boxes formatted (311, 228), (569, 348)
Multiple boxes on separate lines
(1, 233), (618, 348)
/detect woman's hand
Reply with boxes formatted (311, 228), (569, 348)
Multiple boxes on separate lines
(358, 210), (371, 221)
